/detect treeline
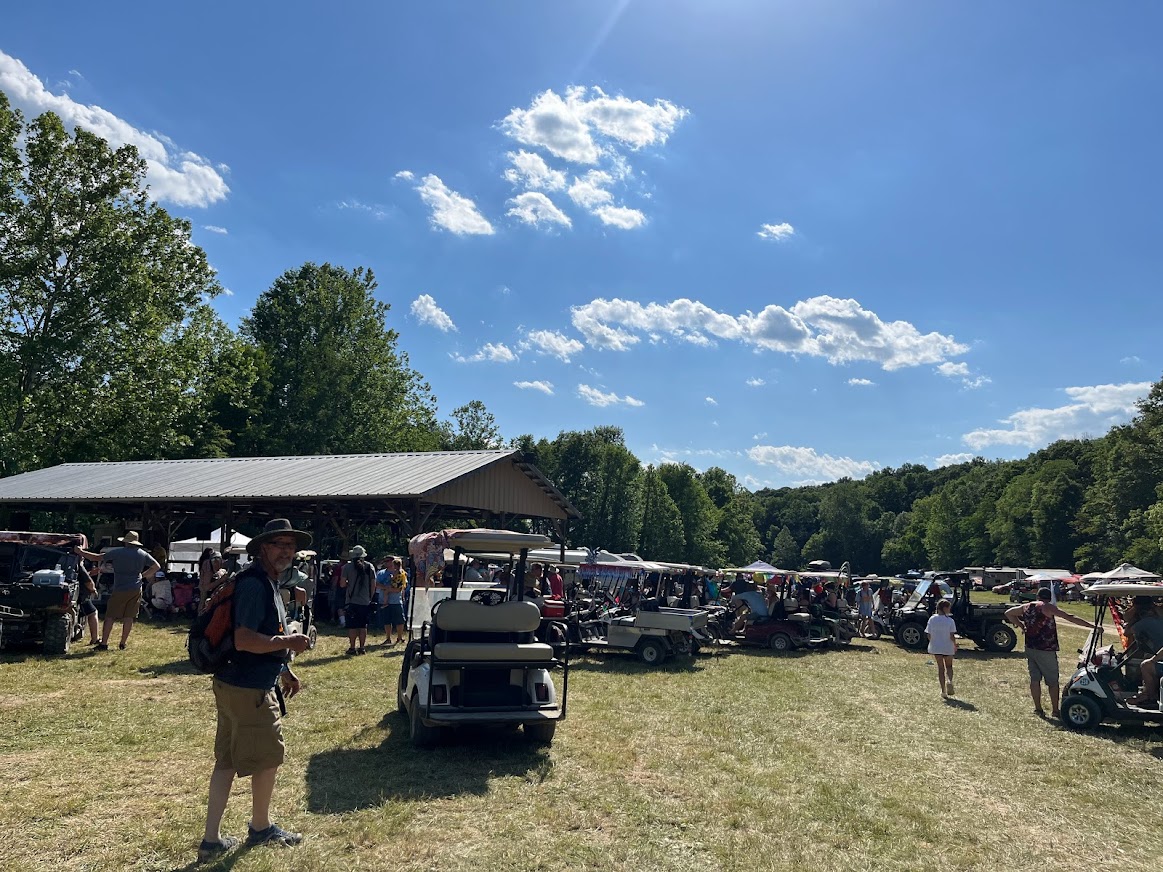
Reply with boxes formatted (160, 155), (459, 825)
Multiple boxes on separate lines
(4, 96), (1163, 574)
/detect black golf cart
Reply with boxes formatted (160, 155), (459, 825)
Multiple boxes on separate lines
(891, 572), (1016, 653)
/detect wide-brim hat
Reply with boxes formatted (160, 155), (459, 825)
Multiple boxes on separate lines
(247, 519), (312, 556)
(119, 531), (143, 546)
(349, 545), (367, 559)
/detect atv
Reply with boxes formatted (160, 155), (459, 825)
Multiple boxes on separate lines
(0, 531), (87, 655)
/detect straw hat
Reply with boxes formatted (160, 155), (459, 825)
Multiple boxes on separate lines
(119, 531), (144, 546)
(246, 518), (312, 556)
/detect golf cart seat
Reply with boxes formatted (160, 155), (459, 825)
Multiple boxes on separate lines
(430, 599), (554, 663)
(786, 612), (811, 623)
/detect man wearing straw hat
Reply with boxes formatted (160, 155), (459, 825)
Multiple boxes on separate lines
(76, 531), (160, 651)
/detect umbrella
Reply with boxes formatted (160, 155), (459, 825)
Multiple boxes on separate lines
(1099, 563), (1161, 581)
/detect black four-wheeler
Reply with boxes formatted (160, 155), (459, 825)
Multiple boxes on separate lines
(891, 572), (1017, 653)
(0, 531), (87, 655)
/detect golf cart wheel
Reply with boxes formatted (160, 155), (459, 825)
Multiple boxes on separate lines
(637, 637), (667, 666)
(409, 693), (439, 748)
(1061, 694), (1102, 731)
(523, 721), (556, 745)
(768, 632), (793, 652)
(44, 614), (72, 655)
(983, 624), (1017, 653)
(307, 625), (318, 649)
(896, 623), (926, 650)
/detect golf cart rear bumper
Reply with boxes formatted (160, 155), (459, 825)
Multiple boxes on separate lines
(420, 707), (564, 726)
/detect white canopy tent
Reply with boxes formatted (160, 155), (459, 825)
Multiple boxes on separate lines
(169, 528), (252, 564)
(1098, 563), (1160, 581)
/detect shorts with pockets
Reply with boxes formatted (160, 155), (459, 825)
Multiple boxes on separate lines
(212, 678), (285, 777)
(345, 603), (369, 629)
(1026, 648), (1060, 684)
(385, 603), (405, 627)
(106, 588), (141, 621)
(78, 599), (98, 618)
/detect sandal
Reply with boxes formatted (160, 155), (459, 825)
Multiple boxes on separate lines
(197, 835), (239, 862)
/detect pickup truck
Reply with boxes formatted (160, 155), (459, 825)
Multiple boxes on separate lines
(0, 531), (87, 654)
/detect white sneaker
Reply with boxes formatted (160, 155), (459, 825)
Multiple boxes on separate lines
(946, 682), (955, 697)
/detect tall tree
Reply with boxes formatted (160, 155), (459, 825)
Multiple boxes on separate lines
(0, 95), (242, 474)
(717, 493), (763, 566)
(658, 463), (722, 566)
(770, 525), (801, 569)
(549, 427), (642, 552)
(238, 263), (440, 456)
(638, 465), (685, 560)
(442, 400), (503, 450)
(699, 466), (738, 510)
(923, 489), (963, 570)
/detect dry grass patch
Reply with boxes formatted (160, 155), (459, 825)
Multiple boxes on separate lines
(1, 616), (1161, 871)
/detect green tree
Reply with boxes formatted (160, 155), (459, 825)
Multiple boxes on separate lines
(717, 493), (763, 566)
(638, 465), (685, 560)
(770, 525), (801, 569)
(442, 400), (503, 450)
(238, 263), (441, 456)
(549, 427), (642, 552)
(989, 473), (1035, 566)
(658, 463), (722, 566)
(699, 467), (738, 510)
(923, 489), (963, 570)
(0, 95), (243, 474)
(1029, 460), (1083, 567)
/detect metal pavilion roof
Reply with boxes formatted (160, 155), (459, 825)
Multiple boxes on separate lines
(0, 450), (579, 521)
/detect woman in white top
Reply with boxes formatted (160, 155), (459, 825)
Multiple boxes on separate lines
(925, 599), (958, 698)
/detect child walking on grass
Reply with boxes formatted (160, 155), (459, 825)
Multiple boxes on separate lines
(926, 598), (958, 697)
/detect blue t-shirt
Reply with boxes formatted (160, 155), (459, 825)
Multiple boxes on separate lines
(732, 590), (769, 618)
(104, 546), (153, 592)
(217, 564), (289, 690)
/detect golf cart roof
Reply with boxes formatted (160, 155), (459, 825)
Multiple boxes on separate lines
(1084, 582), (1163, 598)
(440, 529), (554, 554)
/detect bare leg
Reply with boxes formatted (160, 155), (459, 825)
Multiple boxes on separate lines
(936, 656), (948, 694)
(1029, 680), (1044, 714)
(1140, 657), (1159, 701)
(119, 616), (134, 647)
(358, 628), (367, 649)
(86, 612), (99, 643)
(347, 630), (358, 650)
(250, 767), (278, 832)
(100, 614), (114, 645)
(1048, 683), (1061, 717)
(204, 766), (236, 842)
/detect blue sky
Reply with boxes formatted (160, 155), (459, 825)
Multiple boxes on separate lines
(4, 2), (1162, 487)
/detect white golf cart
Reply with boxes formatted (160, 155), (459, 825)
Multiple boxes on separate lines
(568, 562), (709, 665)
(1060, 581), (1163, 731)
(397, 530), (568, 747)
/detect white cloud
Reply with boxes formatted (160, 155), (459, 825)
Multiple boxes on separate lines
(594, 205), (646, 229)
(500, 86), (688, 165)
(936, 360), (990, 389)
(221, 288), (235, 297)
(752, 432), (767, 440)
(1122, 355), (1142, 365)
(748, 445), (879, 482)
(746, 377), (766, 387)
(394, 170), (415, 181)
(453, 342), (517, 364)
(758, 222), (795, 241)
(337, 199), (388, 220)
(202, 225), (228, 235)
(503, 150), (566, 191)
(962, 382), (1152, 451)
(935, 453), (975, 467)
(414, 174), (494, 235)
(705, 397), (718, 406)
(514, 380), (554, 395)
(410, 294), (457, 333)
(848, 378), (875, 387)
(506, 192), (572, 228)
(518, 330), (585, 363)
(0, 50), (229, 207)
(571, 295), (968, 370)
(577, 384), (644, 408)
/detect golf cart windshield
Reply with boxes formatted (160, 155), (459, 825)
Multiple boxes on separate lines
(903, 579), (952, 608)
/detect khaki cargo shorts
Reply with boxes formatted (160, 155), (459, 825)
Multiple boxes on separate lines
(212, 679), (285, 777)
(106, 589), (141, 621)
(1026, 648), (1060, 684)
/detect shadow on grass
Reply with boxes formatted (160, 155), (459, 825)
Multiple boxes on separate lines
(137, 657), (200, 677)
(957, 648), (1027, 662)
(566, 653), (706, 674)
(170, 843), (256, 872)
(304, 715), (552, 813)
(1068, 720), (1163, 751)
(943, 698), (978, 712)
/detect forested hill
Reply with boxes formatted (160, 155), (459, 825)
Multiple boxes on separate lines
(3, 96), (1161, 575)
(513, 381), (1163, 575)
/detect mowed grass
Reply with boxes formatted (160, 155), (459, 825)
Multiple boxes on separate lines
(1, 609), (1161, 872)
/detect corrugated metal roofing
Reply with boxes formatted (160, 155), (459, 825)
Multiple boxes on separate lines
(0, 451), (579, 519)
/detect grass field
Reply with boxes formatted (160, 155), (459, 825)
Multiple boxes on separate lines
(2, 600), (1162, 872)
